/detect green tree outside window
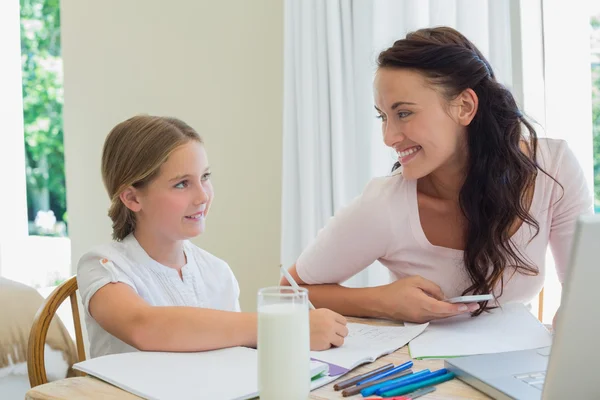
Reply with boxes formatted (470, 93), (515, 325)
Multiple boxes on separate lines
(20, 0), (67, 236)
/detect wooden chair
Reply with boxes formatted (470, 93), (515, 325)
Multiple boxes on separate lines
(28, 276), (86, 387)
(538, 287), (544, 321)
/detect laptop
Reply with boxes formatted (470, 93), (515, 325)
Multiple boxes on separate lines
(445, 214), (600, 400)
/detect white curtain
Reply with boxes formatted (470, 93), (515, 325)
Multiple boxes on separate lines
(281, 0), (375, 275)
(281, 0), (524, 287)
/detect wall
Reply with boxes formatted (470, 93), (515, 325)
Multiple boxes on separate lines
(61, 0), (284, 310)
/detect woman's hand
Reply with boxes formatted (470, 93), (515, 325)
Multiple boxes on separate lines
(378, 276), (479, 323)
(309, 308), (349, 351)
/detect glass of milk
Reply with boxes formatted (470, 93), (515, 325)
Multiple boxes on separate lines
(257, 286), (310, 400)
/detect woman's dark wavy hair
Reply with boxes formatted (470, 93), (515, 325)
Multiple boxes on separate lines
(379, 27), (555, 315)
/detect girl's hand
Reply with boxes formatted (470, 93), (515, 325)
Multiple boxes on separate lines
(309, 308), (348, 350)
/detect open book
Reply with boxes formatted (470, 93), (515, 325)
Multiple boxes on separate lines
(311, 322), (428, 374)
(73, 322), (427, 400)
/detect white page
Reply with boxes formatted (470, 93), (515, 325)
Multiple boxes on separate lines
(310, 322), (428, 369)
(407, 303), (553, 359)
(74, 347), (259, 400)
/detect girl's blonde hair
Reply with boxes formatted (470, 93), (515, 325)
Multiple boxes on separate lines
(101, 115), (203, 241)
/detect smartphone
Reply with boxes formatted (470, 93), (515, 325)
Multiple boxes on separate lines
(446, 294), (494, 304)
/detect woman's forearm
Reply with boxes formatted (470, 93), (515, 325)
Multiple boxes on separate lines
(300, 284), (387, 319)
(281, 264), (388, 319)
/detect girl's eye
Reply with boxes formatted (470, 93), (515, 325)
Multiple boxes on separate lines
(174, 180), (189, 189)
(202, 172), (212, 181)
(397, 111), (412, 118)
(376, 114), (387, 121)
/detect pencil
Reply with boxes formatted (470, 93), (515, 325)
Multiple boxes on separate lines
(280, 265), (315, 309)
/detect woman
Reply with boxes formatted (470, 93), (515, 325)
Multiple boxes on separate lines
(282, 27), (593, 324)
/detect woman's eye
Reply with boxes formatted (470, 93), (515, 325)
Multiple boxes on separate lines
(397, 111), (412, 118)
(202, 172), (212, 181)
(376, 114), (387, 121)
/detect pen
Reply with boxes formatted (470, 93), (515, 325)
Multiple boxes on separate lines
(341, 370), (413, 397)
(358, 360), (413, 385)
(375, 368), (447, 395)
(380, 372), (456, 397)
(279, 265), (315, 309)
(333, 363), (394, 391)
(360, 370), (431, 397)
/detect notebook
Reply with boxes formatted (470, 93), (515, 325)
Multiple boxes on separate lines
(406, 303), (553, 359)
(75, 347), (258, 400)
(310, 322), (428, 374)
(74, 322), (427, 399)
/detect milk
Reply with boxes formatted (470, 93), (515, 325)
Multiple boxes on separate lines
(257, 303), (310, 400)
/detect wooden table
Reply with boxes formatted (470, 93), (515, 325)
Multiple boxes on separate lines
(26, 319), (490, 400)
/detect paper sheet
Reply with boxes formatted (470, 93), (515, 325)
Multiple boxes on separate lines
(407, 302), (553, 359)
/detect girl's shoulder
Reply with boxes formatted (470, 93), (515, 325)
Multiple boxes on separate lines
(78, 236), (135, 265)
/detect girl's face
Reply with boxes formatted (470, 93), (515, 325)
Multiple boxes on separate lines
(129, 141), (214, 241)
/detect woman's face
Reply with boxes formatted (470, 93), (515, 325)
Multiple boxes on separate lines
(374, 68), (476, 180)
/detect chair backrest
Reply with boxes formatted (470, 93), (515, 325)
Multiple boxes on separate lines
(27, 276), (86, 387)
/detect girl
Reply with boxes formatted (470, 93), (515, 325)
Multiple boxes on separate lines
(78, 115), (348, 358)
(282, 27), (593, 324)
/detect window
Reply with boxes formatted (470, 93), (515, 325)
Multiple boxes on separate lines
(21, 0), (66, 237)
(533, 2), (599, 324)
(17, 0), (69, 288)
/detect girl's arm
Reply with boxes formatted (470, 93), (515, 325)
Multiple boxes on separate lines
(90, 282), (256, 351)
(89, 282), (348, 351)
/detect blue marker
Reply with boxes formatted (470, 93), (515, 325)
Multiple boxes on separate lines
(376, 368), (448, 395)
(357, 360), (413, 385)
(380, 372), (456, 397)
(360, 369), (431, 397)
